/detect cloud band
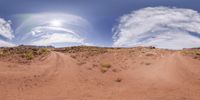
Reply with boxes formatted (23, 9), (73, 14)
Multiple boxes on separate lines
(113, 7), (200, 49)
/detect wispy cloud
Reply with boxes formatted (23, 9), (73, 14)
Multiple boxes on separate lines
(0, 18), (14, 39)
(113, 7), (200, 49)
(14, 13), (92, 47)
(27, 26), (85, 46)
(0, 18), (15, 47)
(0, 40), (15, 47)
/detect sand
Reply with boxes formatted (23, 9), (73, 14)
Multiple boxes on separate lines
(0, 48), (200, 100)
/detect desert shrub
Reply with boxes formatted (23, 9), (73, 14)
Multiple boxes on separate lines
(100, 63), (111, 73)
(41, 48), (49, 53)
(0, 47), (51, 62)
(23, 51), (34, 60)
(100, 67), (108, 73)
(0, 50), (4, 56)
(181, 50), (200, 55)
(145, 53), (154, 56)
(181, 50), (200, 60)
(0, 49), (10, 57)
(37, 48), (50, 55)
(63, 46), (108, 55)
(77, 61), (86, 65)
(100, 63), (111, 68)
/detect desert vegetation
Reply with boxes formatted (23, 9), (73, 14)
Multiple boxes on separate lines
(0, 46), (200, 100)
(181, 48), (200, 60)
(100, 63), (112, 73)
(0, 46), (50, 63)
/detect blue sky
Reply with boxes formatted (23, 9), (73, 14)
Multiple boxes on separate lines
(0, 0), (200, 49)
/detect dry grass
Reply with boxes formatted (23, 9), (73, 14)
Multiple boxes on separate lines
(100, 63), (112, 73)
(0, 49), (11, 57)
(100, 68), (108, 73)
(145, 53), (154, 56)
(181, 49), (200, 60)
(23, 51), (34, 60)
(77, 61), (86, 65)
(181, 50), (200, 55)
(0, 47), (50, 63)
(100, 63), (111, 68)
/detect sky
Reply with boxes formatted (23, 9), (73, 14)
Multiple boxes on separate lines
(0, 0), (200, 49)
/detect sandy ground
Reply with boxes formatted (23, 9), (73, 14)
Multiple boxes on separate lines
(0, 48), (200, 100)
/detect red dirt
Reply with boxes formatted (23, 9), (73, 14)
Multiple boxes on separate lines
(0, 48), (200, 100)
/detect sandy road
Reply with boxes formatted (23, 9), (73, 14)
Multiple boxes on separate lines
(0, 52), (67, 99)
(0, 51), (200, 100)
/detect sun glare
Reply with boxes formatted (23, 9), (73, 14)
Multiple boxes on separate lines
(50, 19), (62, 27)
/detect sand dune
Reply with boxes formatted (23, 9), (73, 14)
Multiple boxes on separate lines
(0, 47), (200, 100)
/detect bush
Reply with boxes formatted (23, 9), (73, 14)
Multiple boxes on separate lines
(41, 48), (49, 53)
(181, 50), (200, 55)
(37, 48), (50, 55)
(100, 63), (111, 68)
(0, 50), (4, 56)
(0, 50), (10, 57)
(23, 51), (34, 60)
(100, 63), (112, 73)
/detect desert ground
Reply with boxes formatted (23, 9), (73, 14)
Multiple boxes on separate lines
(0, 46), (200, 100)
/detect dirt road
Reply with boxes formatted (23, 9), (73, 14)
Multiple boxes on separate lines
(0, 51), (200, 100)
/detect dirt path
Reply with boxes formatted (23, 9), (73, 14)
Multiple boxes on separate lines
(0, 51), (199, 100)
(121, 52), (200, 100)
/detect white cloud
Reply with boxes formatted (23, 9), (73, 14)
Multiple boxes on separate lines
(0, 40), (15, 47)
(0, 18), (15, 47)
(113, 7), (200, 49)
(0, 18), (14, 39)
(28, 26), (84, 46)
(30, 26), (78, 36)
(14, 13), (92, 47)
